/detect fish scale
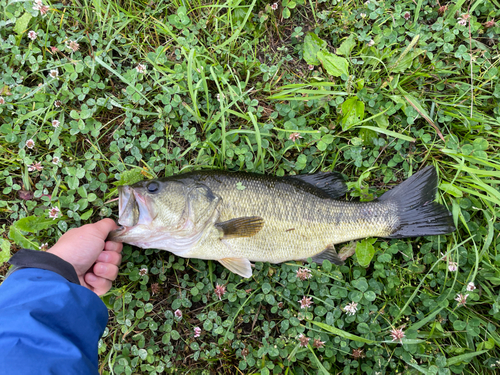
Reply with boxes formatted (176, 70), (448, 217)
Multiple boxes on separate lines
(185, 173), (397, 262)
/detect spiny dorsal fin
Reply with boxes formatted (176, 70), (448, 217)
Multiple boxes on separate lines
(286, 172), (348, 199)
(219, 258), (252, 278)
(215, 216), (264, 239)
(310, 244), (344, 266)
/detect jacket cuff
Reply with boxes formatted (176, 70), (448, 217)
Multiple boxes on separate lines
(7, 249), (81, 285)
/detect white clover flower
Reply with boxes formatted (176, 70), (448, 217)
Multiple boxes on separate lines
(298, 296), (313, 309)
(28, 162), (43, 172)
(49, 206), (60, 219)
(28, 30), (38, 40)
(466, 282), (476, 291)
(455, 293), (469, 306)
(33, 0), (49, 15)
(344, 301), (358, 316)
(66, 40), (80, 52)
(136, 64), (146, 73)
(296, 268), (312, 280)
(214, 284), (226, 300)
(457, 14), (470, 26)
(33, 0), (43, 10)
(194, 327), (201, 337)
(297, 334), (309, 347)
(288, 132), (302, 141)
(390, 328), (405, 342)
(313, 338), (325, 348)
(448, 261), (458, 272)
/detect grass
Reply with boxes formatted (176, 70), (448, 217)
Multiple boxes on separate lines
(1, 0), (500, 373)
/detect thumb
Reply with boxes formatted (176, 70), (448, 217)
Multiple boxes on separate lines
(89, 218), (120, 239)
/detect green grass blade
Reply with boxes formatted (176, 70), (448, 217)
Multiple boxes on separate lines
(446, 350), (489, 366)
(356, 125), (415, 142)
(308, 321), (377, 344)
(307, 344), (330, 375)
(216, 0), (257, 50)
(186, 48), (203, 122)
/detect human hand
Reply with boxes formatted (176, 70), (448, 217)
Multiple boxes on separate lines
(48, 218), (123, 296)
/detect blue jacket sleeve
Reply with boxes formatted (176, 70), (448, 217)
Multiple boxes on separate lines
(0, 268), (108, 375)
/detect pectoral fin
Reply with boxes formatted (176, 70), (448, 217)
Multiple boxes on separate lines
(311, 244), (344, 266)
(215, 216), (264, 239)
(219, 258), (253, 278)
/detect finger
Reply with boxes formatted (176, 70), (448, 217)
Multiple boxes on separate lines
(97, 250), (122, 266)
(104, 240), (123, 253)
(88, 218), (120, 240)
(85, 273), (112, 296)
(94, 262), (119, 281)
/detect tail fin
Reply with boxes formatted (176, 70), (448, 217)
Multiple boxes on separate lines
(378, 166), (455, 238)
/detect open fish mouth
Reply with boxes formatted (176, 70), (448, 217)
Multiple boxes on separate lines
(118, 186), (139, 227)
(117, 186), (156, 227)
(108, 185), (159, 242)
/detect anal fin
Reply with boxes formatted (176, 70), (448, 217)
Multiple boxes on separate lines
(219, 258), (253, 278)
(311, 244), (344, 266)
(215, 216), (264, 239)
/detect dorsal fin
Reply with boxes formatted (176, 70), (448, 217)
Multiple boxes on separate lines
(285, 172), (348, 199)
(310, 244), (344, 265)
(215, 216), (264, 239)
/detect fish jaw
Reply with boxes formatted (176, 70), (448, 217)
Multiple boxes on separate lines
(117, 186), (137, 227)
(108, 223), (204, 254)
(117, 185), (157, 227)
(110, 185), (158, 243)
(133, 189), (156, 226)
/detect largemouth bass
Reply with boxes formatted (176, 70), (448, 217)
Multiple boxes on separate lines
(108, 166), (455, 278)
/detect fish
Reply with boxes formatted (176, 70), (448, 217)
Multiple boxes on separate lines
(108, 166), (455, 278)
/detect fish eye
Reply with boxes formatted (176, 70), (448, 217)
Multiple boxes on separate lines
(147, 181), (159, 193)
